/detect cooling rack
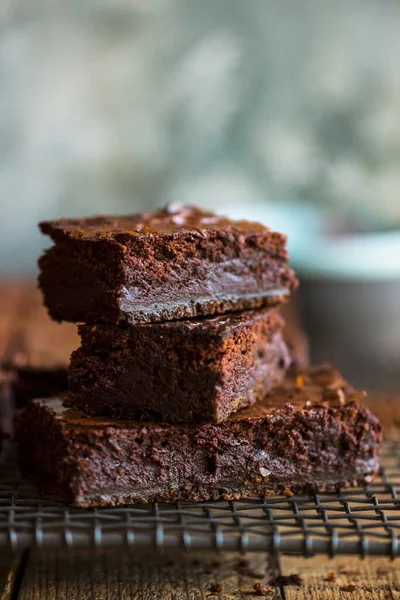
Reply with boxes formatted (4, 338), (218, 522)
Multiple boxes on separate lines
(0, 440), (399, 557)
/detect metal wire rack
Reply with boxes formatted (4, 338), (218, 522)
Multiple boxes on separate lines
(0, 440), (399, 557)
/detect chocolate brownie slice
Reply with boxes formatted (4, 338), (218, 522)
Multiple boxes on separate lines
(67, 308), (290, 423)
(38, 205), (298, 325)
(15, 365), (382, 507)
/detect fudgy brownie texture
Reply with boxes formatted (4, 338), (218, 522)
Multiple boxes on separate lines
(67, 308), (290, 423)
(2, 284), (79, 406)
(15, 365), (382, 507)
(38, 205), (298, 325)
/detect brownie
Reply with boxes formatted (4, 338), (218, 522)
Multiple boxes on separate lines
(2, 284), (79, 406)
(15, 365), (382, 507)
(38, 205), (298, 325)
(67, 308), (290, 423)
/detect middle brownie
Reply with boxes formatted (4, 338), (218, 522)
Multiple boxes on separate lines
(67, 308), (290, 423)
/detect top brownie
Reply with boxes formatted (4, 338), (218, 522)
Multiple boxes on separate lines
(38, 205), (298, 325)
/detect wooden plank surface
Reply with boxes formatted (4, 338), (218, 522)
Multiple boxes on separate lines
(0, 552), (25, 600)
(17, 550), (282, 600)
(15, 551), (400, 599)
(10, 549), (400, 600)
(280, 555), (400, 599)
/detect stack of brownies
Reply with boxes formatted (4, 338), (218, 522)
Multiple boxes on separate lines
(16, 205), (382, 507)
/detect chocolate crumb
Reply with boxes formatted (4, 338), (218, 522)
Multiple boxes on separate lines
(208, 582), (222, 594)
(269, 574), (302, 587)
(339, 584), (358, 592)
(253, 582), (272, 596)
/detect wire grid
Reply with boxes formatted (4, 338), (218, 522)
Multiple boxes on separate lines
(0, 441), (399, 556)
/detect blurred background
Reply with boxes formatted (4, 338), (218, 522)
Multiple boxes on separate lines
(0, 0), (399, 388)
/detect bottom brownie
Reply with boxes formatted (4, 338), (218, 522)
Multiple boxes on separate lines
(15, 365), (382, 507)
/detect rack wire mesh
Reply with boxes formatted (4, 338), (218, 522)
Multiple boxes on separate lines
(0, 440), (399, 556)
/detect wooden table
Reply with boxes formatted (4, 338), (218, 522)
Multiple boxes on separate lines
(1, 545), (400, 599)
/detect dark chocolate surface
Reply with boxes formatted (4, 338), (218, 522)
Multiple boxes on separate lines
(40, 205), (269, 240)
(16, 365), (382, 507)
(67, 308), (290, 423)
(39, 205), (298, 325)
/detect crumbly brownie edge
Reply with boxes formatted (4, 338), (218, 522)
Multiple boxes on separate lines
(38, 214), (297, 325)
(67, 309), (290, 423)
(16, 395), (382, 508)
